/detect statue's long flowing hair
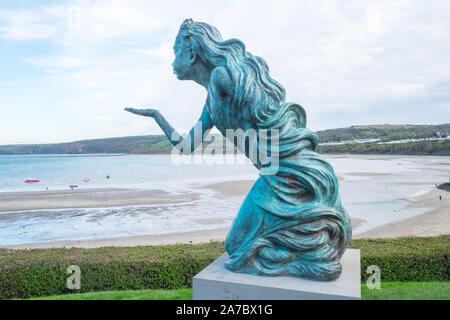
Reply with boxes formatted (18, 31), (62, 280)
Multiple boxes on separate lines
(179, 19), (295, 128)
(179, 19), (352, 280)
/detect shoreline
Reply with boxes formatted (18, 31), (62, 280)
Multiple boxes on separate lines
(1, 154), (449, 249)
(0, 188), (200, 212)
(2, 219), (369, 250)
(353, 188), (449, 239)
(1, 183), (448, 249)
(2, 228), (231, 250)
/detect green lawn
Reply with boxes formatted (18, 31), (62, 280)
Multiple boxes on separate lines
(361, 281), (450, 300)
(29, 288), (193, 300)
(26, 282), (449, 300)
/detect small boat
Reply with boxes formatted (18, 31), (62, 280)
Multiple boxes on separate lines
(69, 185), (78, 190)
(25, 178), (40, 183)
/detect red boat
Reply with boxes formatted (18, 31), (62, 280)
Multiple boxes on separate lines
(25, 178), (40, 183)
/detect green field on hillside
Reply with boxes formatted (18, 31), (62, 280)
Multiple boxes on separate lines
(1, 124), (448, 155)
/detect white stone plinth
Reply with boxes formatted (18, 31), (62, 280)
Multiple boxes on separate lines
(193, 249), (360, 300)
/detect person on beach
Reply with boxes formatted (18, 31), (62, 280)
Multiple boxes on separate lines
(125, 19), (352, 280)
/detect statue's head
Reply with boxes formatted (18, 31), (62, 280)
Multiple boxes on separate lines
(172, 18), (222, 80)
(172, 19), (288, 127)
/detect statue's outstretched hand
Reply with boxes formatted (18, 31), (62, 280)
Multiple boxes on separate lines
(124, 107), (159, 118)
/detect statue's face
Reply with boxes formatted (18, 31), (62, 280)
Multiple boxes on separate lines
(172, 35), (193, 80)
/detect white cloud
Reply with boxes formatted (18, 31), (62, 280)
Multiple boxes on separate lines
(0, 0), (449, 144)
(0, 9), (57, 40)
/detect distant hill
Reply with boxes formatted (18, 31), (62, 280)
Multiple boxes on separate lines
(317, 124), (450, 143)
(317, 138), (449, 155)
(0, 135), (172, 155)
(316, 124), (450, 155)
(0, 124), (449, 156)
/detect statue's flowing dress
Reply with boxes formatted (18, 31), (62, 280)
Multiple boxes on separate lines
(209, 100), (352, 281)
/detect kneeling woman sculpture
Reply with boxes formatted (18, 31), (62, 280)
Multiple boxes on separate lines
(126, 19), (352, 281)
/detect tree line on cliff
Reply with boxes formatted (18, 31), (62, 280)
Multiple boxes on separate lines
(0, 124), (449, 155)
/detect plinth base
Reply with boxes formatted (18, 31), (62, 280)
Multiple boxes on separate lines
(193, 249), (360, 300)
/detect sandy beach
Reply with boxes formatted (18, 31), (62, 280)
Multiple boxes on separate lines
(4, 228), (231, 250)
(0, 188), (199, 212)
(0, 188), (364, 250)
(0, 155), (449, 249)
(2, 180), (367, 249)
(353, 188), (449, 239)
(2, 184), (445, 250)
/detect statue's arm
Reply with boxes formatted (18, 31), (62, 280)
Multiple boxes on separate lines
(125, 105), (213, 154)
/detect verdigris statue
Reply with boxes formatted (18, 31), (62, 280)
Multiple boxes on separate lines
(125, 19), (352, 281)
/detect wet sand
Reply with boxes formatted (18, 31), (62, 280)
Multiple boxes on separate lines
(353, 188), (449, 239)
(4, 217), (367, 250)
(204, 180), (254, 197)
(0, 188), (200, 212)
(0, 180), (368, 249)
(4, 228), (230, 250)
(1, 154), (449, 249)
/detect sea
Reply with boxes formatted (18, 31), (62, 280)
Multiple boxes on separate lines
(0, 154), (258, 193)
(0, 154), (448, 246)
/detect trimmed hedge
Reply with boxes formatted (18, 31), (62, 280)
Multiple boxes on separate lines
(0, 241), (223, 299)
(0, 235), (448, 299)
(352, 235), (449, 283)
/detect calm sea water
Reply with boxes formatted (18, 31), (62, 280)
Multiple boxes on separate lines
(0, 154), (258, 193)
(0, 154), (448, 245)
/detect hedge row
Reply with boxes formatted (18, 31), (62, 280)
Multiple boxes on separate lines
(0, 235), (448, 299)
(351, 235), (448, 283)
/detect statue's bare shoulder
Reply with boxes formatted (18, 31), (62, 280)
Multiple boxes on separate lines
(210, 66), (233, 98)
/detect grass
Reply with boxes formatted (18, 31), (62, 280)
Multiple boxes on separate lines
(25, 282), (449, 300)
(27, 288), (193, 300)
(361, 281), (450, 300)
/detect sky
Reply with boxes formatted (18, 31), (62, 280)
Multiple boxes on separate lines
(0, 0), (449, 144)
